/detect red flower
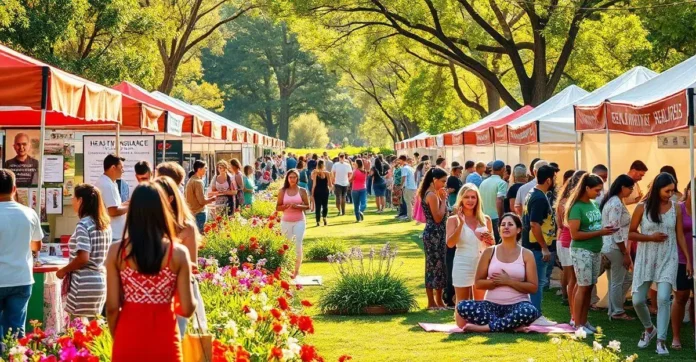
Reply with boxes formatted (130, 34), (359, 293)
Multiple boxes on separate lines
(278, 249), (285, 255)
(301, 300), (313, 307)
(299, 345), (317, 362)
(239, 244), (245, 251)
(236, 346), (251, 362)
(338, 355), (353, 362)
(289, 313), (299, 326)
(230, 266), (238, 277)
(273, 268), (282, 279)
(210, 222), (218, 229)
(253, 286), (261, 294)
(272, 323), (283, 334)
(268, 222), (275, 228)
(270, 346), (283, 360)
(216, 216), (223, 223)
(204, 225), (211, 233)
(270, 308), (282, 319)
(72, 330), (90, 348)
(42, 356), (58, 362)
(57, 335), (72, 348)
(282, 244), (290, 250)
(88, 320), (102, 337)
(280, 280), (290, 291)
(277, 296), (289, 310)
(242, 305), (250, 314)
(298, 315), (315, 334)
(18, 336), (30, 346)
(250, 236), (258, 243)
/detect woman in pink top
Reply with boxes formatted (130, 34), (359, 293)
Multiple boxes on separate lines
(276, 169), (309, 278)
(554, 170), (585, 321)
(454, 213), (540, 333)
(350, 159), (367, 222)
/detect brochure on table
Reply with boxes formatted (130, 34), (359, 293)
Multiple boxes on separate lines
(83, 135), (156, 195)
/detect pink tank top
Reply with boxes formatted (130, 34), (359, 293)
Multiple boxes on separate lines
(352, 169), (366, 190)
(484, 246), (530, 305)
(558, 226), (572, 248)
(281, 189), (305, 222)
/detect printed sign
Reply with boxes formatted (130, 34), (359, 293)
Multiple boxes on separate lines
(508, 122), (538, 145)
(83, 135), (155, 195)
(574, 104), (606, 132)
(657, 134), (690, 149)
(3, 129), (40, 187)
(166, 112), (184, 137)
(493, 126), (508, 144)
(451, 133), (463, 146)
(42, 155), (64, 183)
(475, 129), (492, 146)
(156, 140), (184, 165)
(606, 91), (688, 135)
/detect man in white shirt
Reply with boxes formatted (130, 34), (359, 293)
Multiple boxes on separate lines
(332, 153), (353, 216)
(400, 155), (417, 221)
(94, 154), (128, 242)
(625, 160), (647, 206)
(514, 160), (549, 216)
(592, 164), (609, 205)
(0, 169), (43, 338)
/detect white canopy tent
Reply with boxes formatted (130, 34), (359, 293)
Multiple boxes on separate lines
(441, 106), (513, 164)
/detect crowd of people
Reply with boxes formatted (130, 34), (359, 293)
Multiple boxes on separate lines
(408, 155), (694, 356)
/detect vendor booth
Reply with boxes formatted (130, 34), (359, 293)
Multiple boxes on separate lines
(468, 106), (533, 165)
(440, 107), (513, 164)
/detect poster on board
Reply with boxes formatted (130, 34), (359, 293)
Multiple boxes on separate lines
(42, 155), (64, 183)
(45, 187), (63, 215)
(155, 140), (184, 165)
(83, 135), (155, 195)
(3, 129), (40, 187)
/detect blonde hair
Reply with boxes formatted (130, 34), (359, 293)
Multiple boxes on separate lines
(216, 160), (229, 173)
(454, 183), (486, 226)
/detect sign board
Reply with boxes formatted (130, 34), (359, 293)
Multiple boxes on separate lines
(83, 135), (155, 195)
(156, 140), (184, 165)
(656, 134), (690, 149)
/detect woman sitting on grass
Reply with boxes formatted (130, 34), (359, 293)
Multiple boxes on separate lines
(454, 213), (540, 332)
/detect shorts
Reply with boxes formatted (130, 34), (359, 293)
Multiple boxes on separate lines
(373, 181), (386, 197)
(676, 263), (694, 291)
(334, 185), (348, 199)
(557, 244), (572, 267)
(571, 248), (601, 287)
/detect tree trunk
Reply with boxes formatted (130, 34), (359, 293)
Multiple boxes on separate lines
(158, 61), (178, 94)
(484, 81), (500, 113)
(278, 100), (290, 141)
(264, 107), (277, 137)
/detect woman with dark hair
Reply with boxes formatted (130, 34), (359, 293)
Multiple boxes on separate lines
(565, 173), (615, 334)
(297, 159), (308, 190)
(555, 170), (586, 314)
(276, 170), (310, 278)
(420, 167), (449, 309)
(629, 172), (692, 355)
(671, 179), (696, 350)
(370, 157), (388, 213)
(311, 160), (333, 226)
(350, 159), (368, 222)
(455, 213), (540, 332)
(155, 176), (207, 337)
(229, 159), (245, 210)
(106, 182), (197, 361)
(600, 174), (636, 321)
(56, 184), (112, 319)
(242, 165), (256, 206)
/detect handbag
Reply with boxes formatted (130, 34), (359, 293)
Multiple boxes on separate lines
(182, 333), (212, 362)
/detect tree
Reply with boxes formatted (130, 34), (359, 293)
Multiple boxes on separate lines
(202, 15), (357, 140)
(286, 0), (652, 108)
(289, 113), (330, 148)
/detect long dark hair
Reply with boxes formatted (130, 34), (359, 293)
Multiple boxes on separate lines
(283, 169), (299, 190)
(644, 172), (676, 223)
(74, 184), (110, 231)
(660, 165), (678, 190)
(418, 167), (448, 199)
(600, 174), (635, 211)
(355, 159), (364, 172)
(555, 170), (586, 212)
(564, 173), (603, 224)
(119, 182), (177, 275)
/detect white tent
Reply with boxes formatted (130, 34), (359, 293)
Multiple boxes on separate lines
(440, 107), (513, 164)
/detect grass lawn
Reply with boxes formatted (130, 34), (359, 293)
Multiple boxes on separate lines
(297, 197), (695, 361)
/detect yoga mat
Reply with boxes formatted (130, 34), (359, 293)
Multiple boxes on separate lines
(417, 322), (577, 334)
(293, 276), (322, 286)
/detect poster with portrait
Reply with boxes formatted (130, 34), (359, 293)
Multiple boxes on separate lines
(45, 187), (63, 215)
(3, 129), (41, 187)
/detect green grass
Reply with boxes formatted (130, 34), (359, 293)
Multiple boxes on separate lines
(298, 196), (695, 361)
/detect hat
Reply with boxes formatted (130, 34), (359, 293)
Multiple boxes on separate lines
(451, 161), (463, 170)
(492, 160), (505, 172)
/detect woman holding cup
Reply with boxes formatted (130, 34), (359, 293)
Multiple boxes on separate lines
(420, 167), (450, 310)
(447, 183), (494, 304)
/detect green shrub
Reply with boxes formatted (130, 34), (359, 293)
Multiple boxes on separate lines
(240, 197), (276, 219)
(305, 238), (347, 261)
(200, 214), (295, 274)
(319, 243), (417, 315)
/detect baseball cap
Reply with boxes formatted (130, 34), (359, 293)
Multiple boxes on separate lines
(492, 160), (505, 172)
(451, 161), (463, 170)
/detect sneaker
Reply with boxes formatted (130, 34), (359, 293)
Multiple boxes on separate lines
(531, 316), (558, 326)
(656, 340), (669, 355)
(569, 319), (575, 328)
(576, 326), (594, 336)
(638, 327), (657, 349)
(584, 322), (597, 333)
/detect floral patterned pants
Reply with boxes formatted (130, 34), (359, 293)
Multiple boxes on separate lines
(456, 300), (540, 332)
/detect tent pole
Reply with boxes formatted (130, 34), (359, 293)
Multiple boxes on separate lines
(690, 124), (696, 351)
(36, 67), (49, 218)
(189, 133), (193, 173)
(537, 142), (540, 158)
(606, 126), (611, 184)
(574, 132), (579, 169)
(116, 124), (121, 157)
(162, 133), (167, 163)
(493, 139), (497, 160)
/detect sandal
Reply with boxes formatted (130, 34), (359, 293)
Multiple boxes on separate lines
(609, 313), (635, 321)
(671, 342), (682, 350)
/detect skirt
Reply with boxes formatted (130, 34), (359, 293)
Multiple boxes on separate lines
(392, 186), (403, 206)
(452, 255), (479, 288)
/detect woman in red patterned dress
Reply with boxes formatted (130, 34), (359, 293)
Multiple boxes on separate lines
(105, 182), (197, 361)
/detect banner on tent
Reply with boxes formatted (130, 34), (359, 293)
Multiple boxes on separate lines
(451, 133), (463, 146)
(508, 122), (538, 145)
(606, 91), (688, 135)
(436, 135), (444, 147)
(475, 129), (492, 146)
(166, 112), (184, 137)
(574, 104), (606, 132)
(494, 126), (508, 144)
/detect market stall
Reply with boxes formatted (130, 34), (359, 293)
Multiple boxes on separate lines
(469, 106), (533, 165)
(439, 106), (513, 164)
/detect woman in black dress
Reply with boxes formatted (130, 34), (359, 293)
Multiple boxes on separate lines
(420, 167), (450, 310)
(311, 160), (333, 226)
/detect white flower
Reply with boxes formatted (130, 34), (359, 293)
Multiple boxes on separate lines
(246, 308), (258, 321)
(607, 340), (621, 352)
(282, 349), (295, 360)
(551, 337), (561, 345)
(593, 341), (603, 352)
(245, 328), (256, 338)
(287, 337), (301, 355)
(259, 292), (268, 305)
(221, 311), (230, 318)
(574, 327), (587, 339)
(224, 320), (238, 337)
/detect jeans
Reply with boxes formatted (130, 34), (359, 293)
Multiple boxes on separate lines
(366, 176), (373, 196)
(351, 189), (367, 221)
(531, 250), (550, 314)
(544, 251), (557, 289)
(399, 194), (407, 216)
(604, 249), (632, 316)
(195, 211), (207, 233)
(633, 281), (672, 340)
(0, 285), (32, 338)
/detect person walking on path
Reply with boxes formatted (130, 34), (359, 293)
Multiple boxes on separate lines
(447, 184), (494, 304)
(370, 157), (389, 213)
(420, 167), (449, 310)
(311, 160), (333, 226)
(454, 213), (540, 333)
(56, 184), (112, 319)
(106, 182), (197, 361)
(599, 175), (636, 322)
(479, 160), (508, 243)
(332, 154), (352, 216)
(185, 160), (216, 233)
(276, 170), (310, 278)
(350, 159), (368, 222)
(629, 172), (692, 355)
